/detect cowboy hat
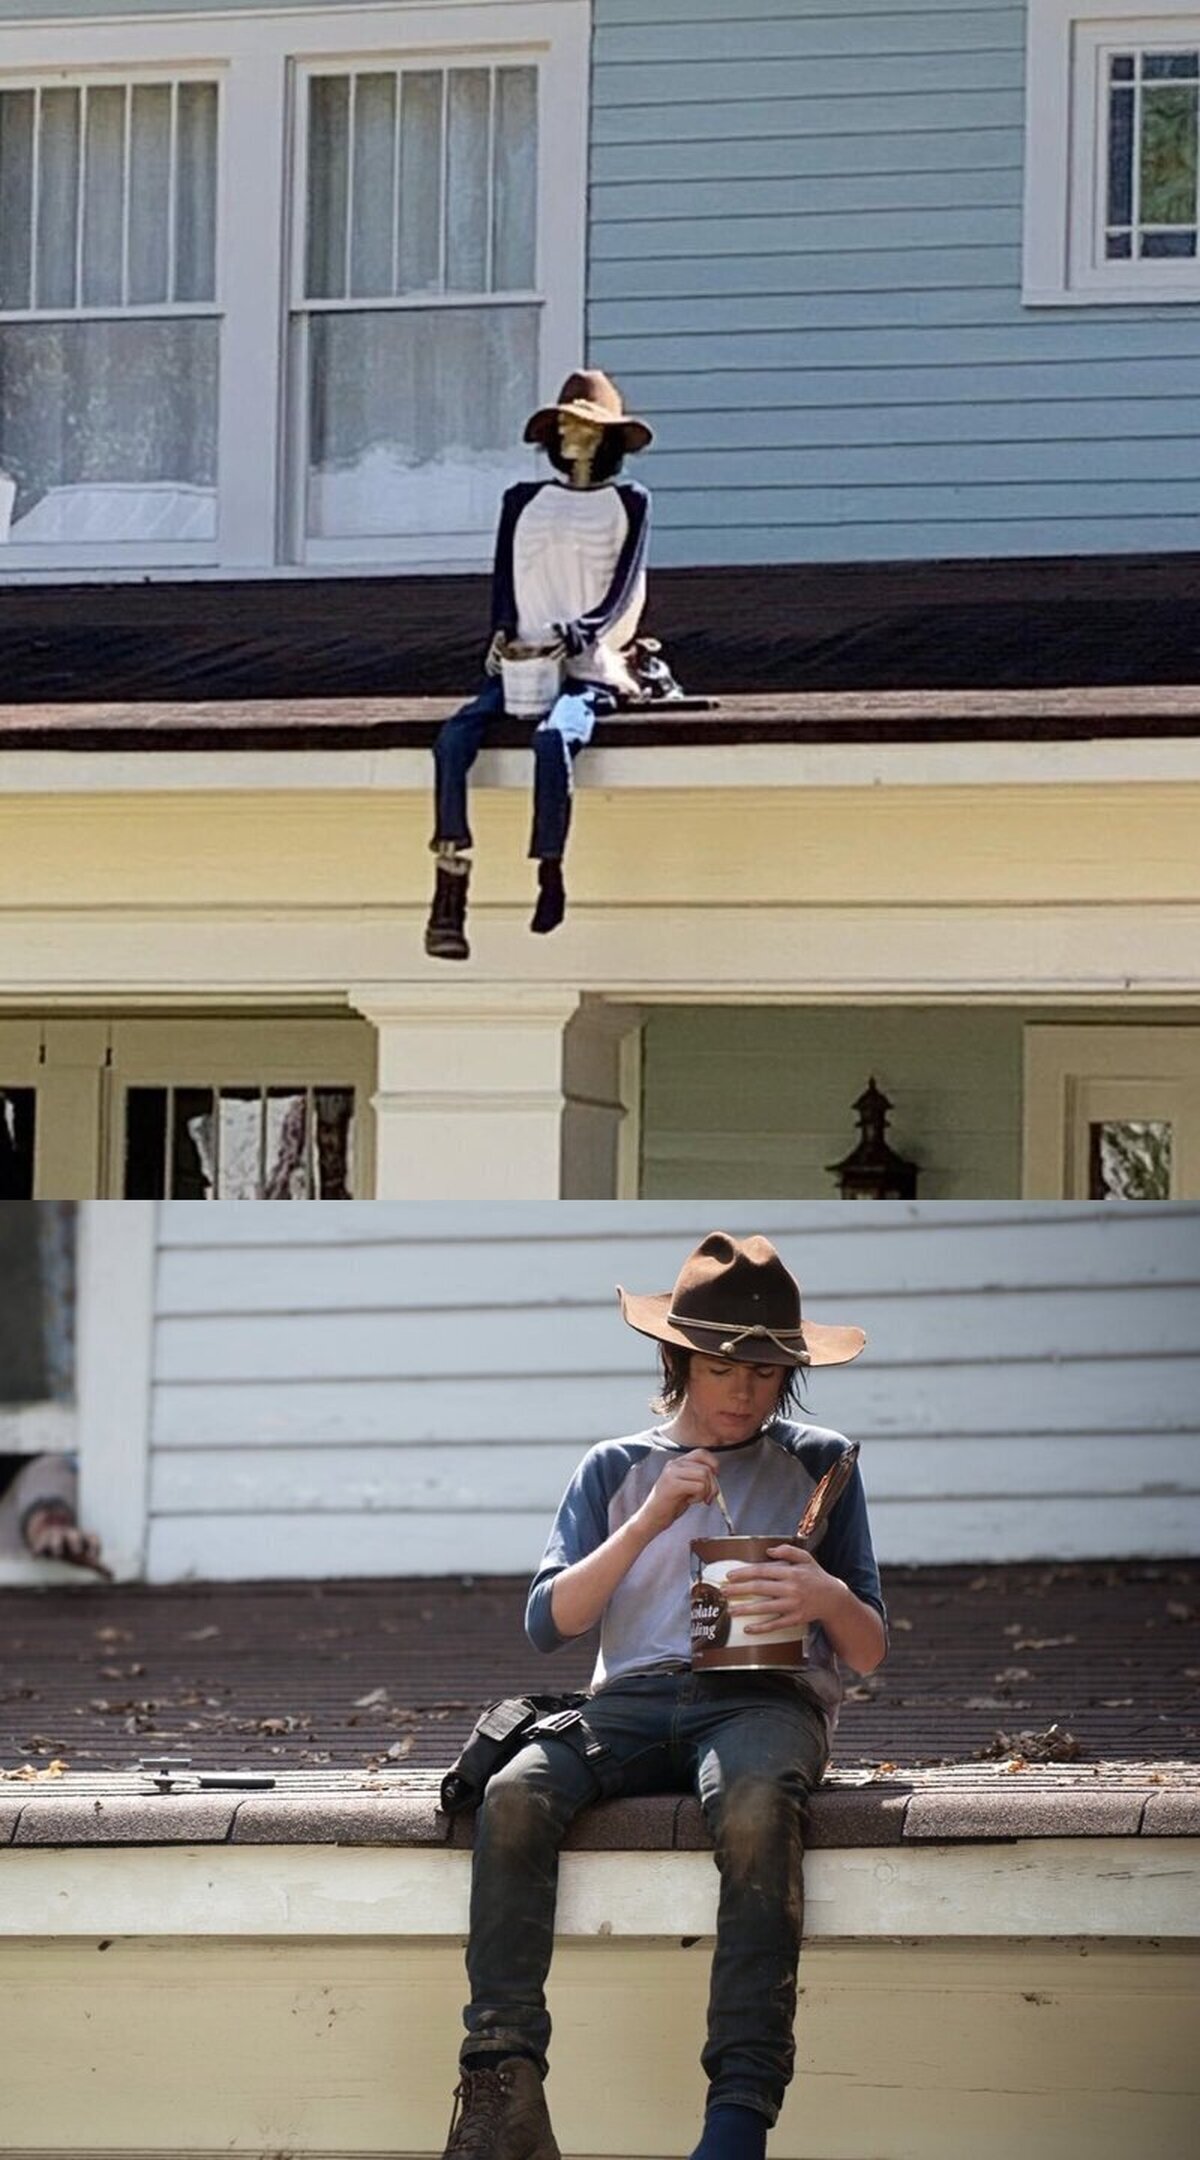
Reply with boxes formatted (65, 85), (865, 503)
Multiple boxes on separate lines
(524, 369), (653, 454)
(617, 1232), (866, 1369)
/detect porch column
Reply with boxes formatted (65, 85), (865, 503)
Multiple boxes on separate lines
(349, 986), (578, 1197)
(562, 998), (646, 1198)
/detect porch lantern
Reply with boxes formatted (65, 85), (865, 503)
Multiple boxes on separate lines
(827, 1076), (920, 1201)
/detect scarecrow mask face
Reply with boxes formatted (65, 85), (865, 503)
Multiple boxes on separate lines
(559, 412), (604, 467)
(545, 413), (627, 487)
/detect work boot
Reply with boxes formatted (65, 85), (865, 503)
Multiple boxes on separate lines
(425, 858), (471, 960)
(441, 2057), (560, 2159)
(530, 859), (565, 935)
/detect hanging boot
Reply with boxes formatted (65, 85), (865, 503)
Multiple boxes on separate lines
(425, 856), (471, 961)
(530, 859), (565, 936)
(441, 2057), (561, 2160)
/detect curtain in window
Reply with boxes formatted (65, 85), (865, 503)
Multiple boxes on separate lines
(301, 64), (539, 542)
(0, 81), (219, 543)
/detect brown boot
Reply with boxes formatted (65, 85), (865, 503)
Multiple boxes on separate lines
(441, 2057), (561, 2159)
(425, 857), (471, 960)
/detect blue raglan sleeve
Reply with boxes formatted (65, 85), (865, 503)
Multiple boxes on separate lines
(819, 1457), (888, 1645)
(490, 482), (540, 639)
(776, 1425), (887, 1647)
(525, 1446), (615, 1653)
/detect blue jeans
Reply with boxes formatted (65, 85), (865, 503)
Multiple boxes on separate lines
(461, 1669), (831, 2124)
(432, 676), (619, 861)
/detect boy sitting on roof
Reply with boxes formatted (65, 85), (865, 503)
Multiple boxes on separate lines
(440, 1232), (888, 2160)
(424, 369), (664, 962)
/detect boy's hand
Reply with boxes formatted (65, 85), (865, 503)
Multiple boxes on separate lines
(724, 1546), (840, 1634)
(636, 1451), (723, 1540)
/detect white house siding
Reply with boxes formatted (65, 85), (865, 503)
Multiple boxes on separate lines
(140, 1200), (1200, 1581)
(591, 0), (1200, 565)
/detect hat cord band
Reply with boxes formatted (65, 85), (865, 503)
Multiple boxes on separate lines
(666, 1311), (809, 1362)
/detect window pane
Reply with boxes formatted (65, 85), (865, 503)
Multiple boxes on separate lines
(314, 1090), (354, 1198)
(397, 70), (443, 293)
(0, 1204), (75, 1404)
(1107, 79), (1134, 229)
(1140, 83), (1198, 225)
(0, 1090), (36, 1201)
(124, 1087), (168, 1198)
(174, 81), (218, 303)
(36, 87), (80, 309)
(0, 91), (35, 309)
(446, 68), (490, 292)
(128, 83), (172, 304)
(172, 1087), (214, 1199)
(218, 1086), (264, 1198)
(0, 317), (218, 541)
(263, 1089), (310, 1198)
(305, 302), (537, 537)
(1142, 51), (1199, 80)
(492, 67), (537, 290)
(306, 74), (349, 300)
(1141, 226), (1197, 255)
(1088, 1120), (1172, 1199)
(350, 72), (397, 298)
(81, 86), (126, 308)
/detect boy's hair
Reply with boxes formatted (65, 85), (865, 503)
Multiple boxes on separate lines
(652, 1345), (805, 1419)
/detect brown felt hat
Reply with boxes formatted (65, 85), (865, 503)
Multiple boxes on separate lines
(617, 1232), (866, 1369)
(524, 369), (653, 455)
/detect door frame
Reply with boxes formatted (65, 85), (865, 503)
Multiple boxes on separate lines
(1023, 1024), (1200, 1197)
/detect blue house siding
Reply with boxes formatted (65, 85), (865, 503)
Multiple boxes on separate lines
(592, 0), (1200, 566)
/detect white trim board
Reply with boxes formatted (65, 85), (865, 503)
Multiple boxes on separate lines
(4, 741), (1200, 794)
(74, 1204), (159, 1581)
(1, 1839), (1196, 1942)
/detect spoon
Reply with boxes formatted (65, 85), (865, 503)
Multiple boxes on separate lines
(711, 1477), (736, 1536)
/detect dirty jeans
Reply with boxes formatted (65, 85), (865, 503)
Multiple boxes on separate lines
(431, 675), (619, 861)
(461, 1669), (831, 2125)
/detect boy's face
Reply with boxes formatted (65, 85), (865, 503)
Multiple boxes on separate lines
(682, 1353), (787, 1449)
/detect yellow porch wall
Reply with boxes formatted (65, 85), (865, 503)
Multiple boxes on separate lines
(0, 1935), (1193, 2160)
(0, 783), (1198, 911)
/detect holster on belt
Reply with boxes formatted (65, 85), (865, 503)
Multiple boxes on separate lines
(439, 1692), (589, 1817)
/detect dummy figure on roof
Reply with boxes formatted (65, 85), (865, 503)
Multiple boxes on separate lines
(0, 1452), (111, 1575)
(424, 369), (680, 962)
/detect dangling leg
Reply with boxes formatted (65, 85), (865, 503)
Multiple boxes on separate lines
(685, 1682), (830, 2156)
(528, 685), (614, 934)
(426, 682), (503, 961)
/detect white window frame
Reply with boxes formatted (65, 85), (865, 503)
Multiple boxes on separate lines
(1025, 0), (1200, 302)
(0, 3), (589, 581)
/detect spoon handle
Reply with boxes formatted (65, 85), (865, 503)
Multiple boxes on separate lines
(712, 1479), (737, 1536)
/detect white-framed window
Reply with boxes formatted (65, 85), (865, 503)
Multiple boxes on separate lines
(1025, 1), (1200, 302)
(0, 4), (588, 577)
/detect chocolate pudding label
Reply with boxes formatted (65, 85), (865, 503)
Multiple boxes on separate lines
(690, 1579), (732, 1651)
